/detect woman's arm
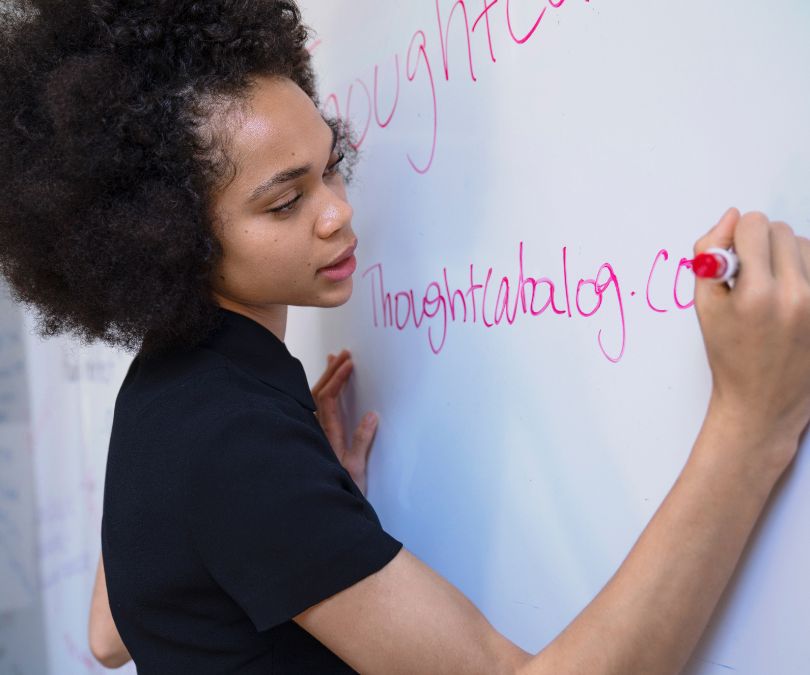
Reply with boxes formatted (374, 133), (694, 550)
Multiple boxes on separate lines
(88, 552), (132, 668)
(519, 402), (794, 674)
(295, 406), (794, 675)
(521, 210), (810, 673)
(291, 210), (810, 674)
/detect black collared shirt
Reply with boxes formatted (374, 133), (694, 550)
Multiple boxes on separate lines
(101, 308), (402, 673)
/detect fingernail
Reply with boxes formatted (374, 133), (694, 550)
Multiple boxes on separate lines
(363, 412), (378, 428)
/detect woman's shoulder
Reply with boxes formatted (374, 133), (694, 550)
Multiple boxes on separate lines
(114, 341), (311, 431)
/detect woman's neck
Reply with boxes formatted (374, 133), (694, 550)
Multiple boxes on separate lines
(213, 295), (288, 342)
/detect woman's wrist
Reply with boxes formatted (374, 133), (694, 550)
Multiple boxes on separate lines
(691, 393), (799, 491)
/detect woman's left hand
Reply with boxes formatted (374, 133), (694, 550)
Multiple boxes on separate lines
(311, 349), (379, 496)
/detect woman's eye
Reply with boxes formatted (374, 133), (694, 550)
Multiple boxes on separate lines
(325, 152), (345, 177)
(266, 154), (344, 216)
(267, 193), (302, 214)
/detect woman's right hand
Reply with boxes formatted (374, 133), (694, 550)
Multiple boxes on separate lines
(693, 207), (810, 474)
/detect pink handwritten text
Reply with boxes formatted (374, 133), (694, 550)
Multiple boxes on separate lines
(323, 0), (591, 172)
(363, 241), (695, 363)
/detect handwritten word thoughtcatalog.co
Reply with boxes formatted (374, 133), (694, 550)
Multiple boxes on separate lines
(362, 243), (695, 363)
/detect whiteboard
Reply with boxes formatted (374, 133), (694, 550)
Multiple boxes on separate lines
(0, 278), (134, 675)
(1, 1), (808, 673)
(0, 285), (36, 615)
(288, 1), (810, 673)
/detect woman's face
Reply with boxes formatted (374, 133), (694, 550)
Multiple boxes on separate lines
(208, 76), (357, 314)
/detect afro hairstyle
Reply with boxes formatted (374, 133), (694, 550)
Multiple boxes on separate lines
(0, 0), (353, 355)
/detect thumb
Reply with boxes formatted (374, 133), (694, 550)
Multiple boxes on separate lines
(693, 207), (740, 256)
(693, 207), (741, 303)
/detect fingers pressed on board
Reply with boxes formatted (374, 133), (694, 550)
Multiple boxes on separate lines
(319, 360), (354, 398)
(312, 349), (351, 395)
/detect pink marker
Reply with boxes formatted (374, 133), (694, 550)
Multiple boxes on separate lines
(691, 247), (739, 283)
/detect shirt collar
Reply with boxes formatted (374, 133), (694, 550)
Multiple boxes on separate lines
(201, 308), (316, 412)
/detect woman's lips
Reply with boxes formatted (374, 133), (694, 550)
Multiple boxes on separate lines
(317, 254), (357, 282)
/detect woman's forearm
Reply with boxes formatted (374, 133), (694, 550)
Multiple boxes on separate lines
(88, 552), (132, 668)
(520, 210), (810, 675)
(520, 403), (795, 675)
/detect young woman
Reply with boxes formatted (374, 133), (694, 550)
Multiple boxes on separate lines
(3, 2), (810, 673)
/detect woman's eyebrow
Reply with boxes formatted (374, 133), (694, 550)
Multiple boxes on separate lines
(246, 123), (338, 204)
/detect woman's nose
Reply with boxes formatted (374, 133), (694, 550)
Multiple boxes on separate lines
(316, 193), (353, 239)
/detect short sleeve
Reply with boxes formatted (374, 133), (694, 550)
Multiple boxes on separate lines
(186, 405), (403, 632)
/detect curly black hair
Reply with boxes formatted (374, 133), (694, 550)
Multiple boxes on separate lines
(0, 0), (352, 354)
